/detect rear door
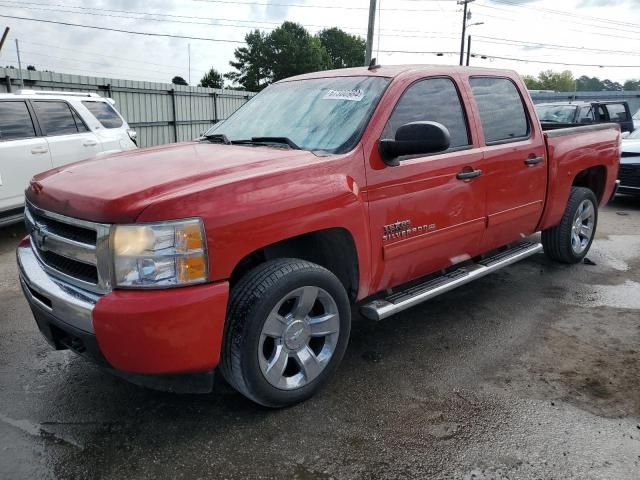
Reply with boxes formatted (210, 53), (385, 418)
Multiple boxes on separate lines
(603, 103), (633, 133)
(0, 100), (52, 213)
(467, 76), (547, 251)
(365, 76), (487, 292)
(31, 100), (102, 168)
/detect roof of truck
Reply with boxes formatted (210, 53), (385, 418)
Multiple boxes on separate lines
(280, 65), (520, 82)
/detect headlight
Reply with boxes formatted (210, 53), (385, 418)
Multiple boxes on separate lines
(112, 218), (207, 288)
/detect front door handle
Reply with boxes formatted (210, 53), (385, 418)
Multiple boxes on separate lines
(82, 140), (98, 147)
(525, 156), (544, 166)
(456, 169), (482, 181)
(30, 146), (48, 155)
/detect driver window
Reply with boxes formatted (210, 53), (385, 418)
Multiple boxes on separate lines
(383, 78), (470, 150)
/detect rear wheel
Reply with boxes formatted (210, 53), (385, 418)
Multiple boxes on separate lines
(220, 259), (351, 407)
(542, 186), (598, 264)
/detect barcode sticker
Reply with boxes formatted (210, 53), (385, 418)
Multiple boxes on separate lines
(322, 89), (365, 102)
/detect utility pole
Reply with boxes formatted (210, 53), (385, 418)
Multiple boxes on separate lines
(466, 35), (471, 66)
(365, 0), (377, 66)
(458, 0), (474, 66)
(0, 27), (9, 54)
(15, 38), (24, 88)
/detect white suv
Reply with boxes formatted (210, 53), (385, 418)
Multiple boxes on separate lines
(0, 90), (137, 226)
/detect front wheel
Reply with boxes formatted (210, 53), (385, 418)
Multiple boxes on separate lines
(542, 186), (598, 264)
(220, 259), (351, 407)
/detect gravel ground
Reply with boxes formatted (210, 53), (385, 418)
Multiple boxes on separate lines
(0, 198), (639, 480)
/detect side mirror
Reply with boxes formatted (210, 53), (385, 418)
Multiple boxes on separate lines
(378, 121), (451, 166)
(621, 131), (630, 139)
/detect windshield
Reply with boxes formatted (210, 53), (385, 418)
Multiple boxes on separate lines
(633, 109), (640, 120)
(536, 105), (578, 123)
(204, 76), (390, 153)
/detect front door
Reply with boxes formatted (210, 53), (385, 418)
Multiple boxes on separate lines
(365, 77), (487, 293)
(466, 77), (547, 251)
(0, 100), (52, 212)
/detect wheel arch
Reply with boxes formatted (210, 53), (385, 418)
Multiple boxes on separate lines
(572, 165), (607, 204)
(229, 227), (360, 301)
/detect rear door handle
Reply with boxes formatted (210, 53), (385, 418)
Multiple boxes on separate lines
(525, 156), (544, 166)
(30, 146), (48, 154)
(456, 169), (482, 180)
(82, 140), (98, 147)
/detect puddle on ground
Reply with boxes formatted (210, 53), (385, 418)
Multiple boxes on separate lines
(566, 280), (640, 310)
(590, 235), (640, 271)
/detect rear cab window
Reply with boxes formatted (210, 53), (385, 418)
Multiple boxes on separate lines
(0, 101), (36, 141)
(33, 101), (88, 136)
(469, 77), (530, 144)
(383, 77), (470, 151)
(82, 101), (123, 128)
(605, 103), (629, 122)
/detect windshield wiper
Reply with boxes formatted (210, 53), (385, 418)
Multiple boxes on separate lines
(233, 137), (301, 150)
(202, 133), (231, 145)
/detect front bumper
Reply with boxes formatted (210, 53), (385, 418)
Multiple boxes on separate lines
(17, 239), (230, 393)
(618, 162), (640, 196)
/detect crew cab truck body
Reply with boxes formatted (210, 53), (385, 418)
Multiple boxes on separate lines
(17, 66), (620, 406)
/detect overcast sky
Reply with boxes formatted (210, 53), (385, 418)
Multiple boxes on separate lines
(0, 0), (638, 88)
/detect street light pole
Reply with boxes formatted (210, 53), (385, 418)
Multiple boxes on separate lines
(466, 35), (472, 66)
(458, 0), (474, 66)
(365, 0), (377, 65)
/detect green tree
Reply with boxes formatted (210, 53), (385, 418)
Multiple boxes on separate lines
(225, 22), (332, 91)
(601, 79), (623, 91)
(225, 29), (271, 91)
(26, 65), (36, 71)
(576, 75), (604, 91)
(267, 22), (331, 82)
(623, 79), (640, 91)
(171, 75), (188, 86)
(523, 75), (541, 90)
(537, 70), (575, 91)
(199, 68), (224, 89)
(317, 28), (365, 69)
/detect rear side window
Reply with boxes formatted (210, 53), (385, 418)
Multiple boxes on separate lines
(0, 101), (36, 141)
(470, 77), (529, 143)
(33, 101), (81, 136)
(82, 101), (123, 128)
(383, 77), (470, 149)
(605, 103), (628, 121)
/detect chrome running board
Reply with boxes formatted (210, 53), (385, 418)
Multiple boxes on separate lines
(360, 241), (543, 321)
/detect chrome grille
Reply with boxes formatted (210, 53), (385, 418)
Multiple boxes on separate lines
(25, 202), (112, 294)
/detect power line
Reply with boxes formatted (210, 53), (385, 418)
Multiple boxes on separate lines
(379, 49), (640, 68)
(0, 1), (463, 40)
(192, 0), (443, 11)
(474, 36), (640, 57)
(0, 14), (246, 43)
(483, 0), (640, 30)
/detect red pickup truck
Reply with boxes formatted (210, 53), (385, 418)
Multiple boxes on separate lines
(17, 65), (620, 407)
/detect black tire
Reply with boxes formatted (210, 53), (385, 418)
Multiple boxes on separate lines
(542, 186), (598, 264)
(220, 259), (351, 408)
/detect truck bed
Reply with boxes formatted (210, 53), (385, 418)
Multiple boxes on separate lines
(538, 122), (620, 231)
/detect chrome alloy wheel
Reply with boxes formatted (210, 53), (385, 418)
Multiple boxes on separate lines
(258, 286), (340, 390)
(571, 199), (595, 255)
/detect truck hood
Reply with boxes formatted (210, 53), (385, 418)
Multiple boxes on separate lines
(27, 142), (321, 223)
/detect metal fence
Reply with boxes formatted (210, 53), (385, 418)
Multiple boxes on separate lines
(530, 90), (640, 113)
(1, 67), (255, 148)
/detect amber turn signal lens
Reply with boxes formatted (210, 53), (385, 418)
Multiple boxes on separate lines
(176, 222), (204, 253)
(177, 255), (207, 283)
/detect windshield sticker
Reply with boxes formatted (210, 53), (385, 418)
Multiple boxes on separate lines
(322, 89), (365, 102)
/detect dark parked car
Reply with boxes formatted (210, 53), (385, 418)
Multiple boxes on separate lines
(536, 101), (634, 133)
(619, 128), (640, 196)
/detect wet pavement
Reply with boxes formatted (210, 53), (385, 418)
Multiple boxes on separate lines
(1, 198), (639, 480)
